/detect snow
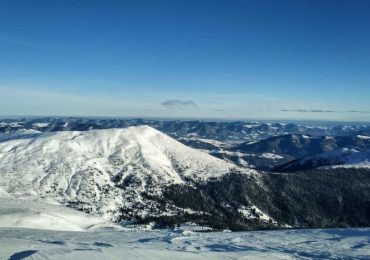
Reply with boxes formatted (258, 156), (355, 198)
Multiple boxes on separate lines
(180, 137), (226, 147)
(238, 206), (275, 223)
(0, 129), (41, 142)
(309, 148), (370, 168)
(237, 158), (252, 167)
(0, 123), (369, 258)
(221, 151), (284, 160)
(0, 126), (252, 221)
(243, 124), (259, 129)
(9, 122), (22, 127)
(0, 193), (108, 232)
(323, 160), (370, 169)
(260, 153), (284, 160)
(282, 148), (370, 170)
(0, 188), (368, 259)
(33, 122), (50, 128)
(358, 135), (370, 140)
(0, 226), (369, 259)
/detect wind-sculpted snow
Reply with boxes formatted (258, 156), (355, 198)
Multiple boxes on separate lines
(0, 227), (369, 259)
(0, 126), (250, 221)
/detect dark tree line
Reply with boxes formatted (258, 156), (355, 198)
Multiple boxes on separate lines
(141, 168), (370, 231)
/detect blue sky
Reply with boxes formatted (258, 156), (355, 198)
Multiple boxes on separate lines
(0, 0), (370, 121)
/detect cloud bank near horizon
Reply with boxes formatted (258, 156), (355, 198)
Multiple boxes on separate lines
(281, 109), (370, 114)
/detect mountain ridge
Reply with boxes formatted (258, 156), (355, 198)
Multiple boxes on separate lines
(0, 125), (253, 223)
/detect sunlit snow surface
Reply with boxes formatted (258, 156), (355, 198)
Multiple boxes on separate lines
(1, 227), (369, 259)
(0, 124), (369, 259)
(0, 196), (368, 259)
(0, 126), (250, 221)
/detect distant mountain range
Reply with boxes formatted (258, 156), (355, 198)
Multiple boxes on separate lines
(275, 147), (370, 172)
(1, 117), (370, 142)
(2, 117), (370, 171)
(226, 134), (370, 169)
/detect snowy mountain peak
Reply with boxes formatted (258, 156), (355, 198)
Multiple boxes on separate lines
(0, 126), (251, 221)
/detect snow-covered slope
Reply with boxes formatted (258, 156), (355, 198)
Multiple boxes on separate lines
(0, 126), (249, 221)
(1, 227), (369, 259)
(0, 193), (109, 232)
(275, 148), (370, 172)
(0, 129), (41, 142)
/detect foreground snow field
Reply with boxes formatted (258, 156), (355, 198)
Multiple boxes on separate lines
(1, 227), (369, 259)
(1, 196), (368, 259)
